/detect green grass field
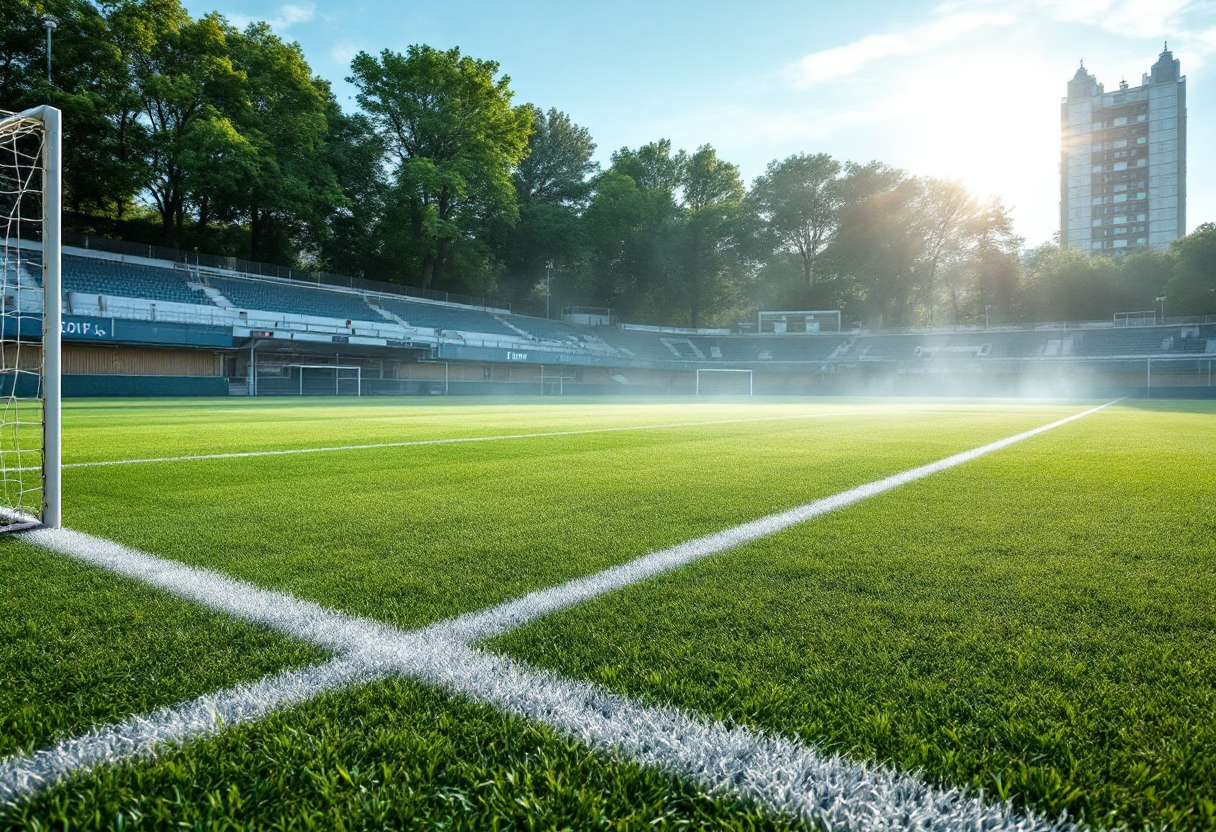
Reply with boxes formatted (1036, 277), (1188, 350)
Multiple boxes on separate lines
(1, 396), (1213, 830)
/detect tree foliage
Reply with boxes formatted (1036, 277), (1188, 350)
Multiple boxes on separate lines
(349, 45), (531, 292)
(748, 153), (841, 296)
(3, 1), (1210, 323)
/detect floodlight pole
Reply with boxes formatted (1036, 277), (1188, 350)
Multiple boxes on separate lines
(984, 305), (992, 330)
(545, 260), (554, 319)
(42, 16), (58, 83)
(1156, 296), (1166, 325)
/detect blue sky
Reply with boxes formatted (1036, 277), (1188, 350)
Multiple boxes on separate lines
(188, 0), (1215, 247)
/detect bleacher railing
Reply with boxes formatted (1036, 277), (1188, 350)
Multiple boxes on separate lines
(64, 232), (510, 313)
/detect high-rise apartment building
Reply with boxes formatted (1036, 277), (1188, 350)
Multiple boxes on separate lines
(1060, 47), (1186, 254)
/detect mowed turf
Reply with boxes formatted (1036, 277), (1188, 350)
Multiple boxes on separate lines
(2, 677), (799, 832)
(3, 396), (1212, 829)
(494, 400), (1216, 830)
(60, 398), (1083, 630)
(0, 538), (325, 757)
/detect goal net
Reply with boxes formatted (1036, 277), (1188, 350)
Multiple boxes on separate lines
(1, 107), (61, 530)
(695, 368), (753, 396)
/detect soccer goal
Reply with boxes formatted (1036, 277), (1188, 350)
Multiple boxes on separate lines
(1113, 310), (1156, 327)
(1, 107), (61, 531)
(757, 310), (841, 334)
(288, 364), (362, 396)
(695, 368), (753, 396)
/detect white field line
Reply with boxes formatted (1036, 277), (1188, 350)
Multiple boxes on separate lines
(49, 407), (960, 469)
(0, 658), (370, 802)
(0, 402), (1117, 825)
(0, 630), (1074, 831)
(436, 400), (1120, 641)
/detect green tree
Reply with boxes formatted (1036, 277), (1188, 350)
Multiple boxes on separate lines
(1165, 223), (1216, 316)
(748, 152), (842, 299)
(227, 23), (340, 262)
(1116, 249), (1173, 312)
(496, 106), (598, 311)
(513, 107), (597, 206)
(348, 45), (532, 292)
(578, 141), (684, 320)
(1, 0), (149, 218)
(913, 179), (982, 324)
(312, 106), (389, 277)
(126, 5), (252, 244)
(827, 162), (922, 327)
(674, 144), (748, 327)
(1020, 245), (1120, 321)
(962, 198), (1023, 324)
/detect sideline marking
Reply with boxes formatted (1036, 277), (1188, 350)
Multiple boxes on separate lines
(2, 402), (1118, 825)
(56, 406), (993, 469)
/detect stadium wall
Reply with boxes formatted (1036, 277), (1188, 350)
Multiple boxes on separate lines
(63, 375), (229, 397)
(4, 343), (227, 397)
(64, 344), (223, 377)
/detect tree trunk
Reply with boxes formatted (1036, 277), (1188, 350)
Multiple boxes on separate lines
(159, 199), (174, 246)
(173, 197), (184, 247)
(432, 238), (447, 287)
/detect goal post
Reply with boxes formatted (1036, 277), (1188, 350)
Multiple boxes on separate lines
(695, 368), (753, 396)
(1, 106), (61, 530)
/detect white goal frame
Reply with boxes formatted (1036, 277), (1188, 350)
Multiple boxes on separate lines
(288, 364), (362, 396)
(695, 368), (753, 396)
(1, 106), (61, 530)
(757, 310), (841, 334)
(1113, 310), (1156, 327)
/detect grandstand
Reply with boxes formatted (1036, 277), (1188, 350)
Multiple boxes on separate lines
(204, 275), (379, 323)
(374, 295), (519, 338)
(3, 240), (1214, 397)
(66, 255), (209, 306)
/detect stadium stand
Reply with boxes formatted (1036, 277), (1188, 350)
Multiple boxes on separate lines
(16, 244), (1215, 399)
(207, 275), (377, 321)
(374, 296), (519, 337)
(850, 334), (925, 360)
(63, 255), (210, 306)
(504, 315), (590, 342)
(738, 336), (848, 362)
(595, 328), (691, 362)
(1070, 328), (1176, 356)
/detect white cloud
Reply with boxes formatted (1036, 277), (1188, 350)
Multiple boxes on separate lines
(229, 3), (315, 32)
(329, 40), (359, 67)
(1040, 0), (1191, 35)
(789, 8), (1017, 87)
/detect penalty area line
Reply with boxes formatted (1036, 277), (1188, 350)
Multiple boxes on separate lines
(1, 402), (1117, 826)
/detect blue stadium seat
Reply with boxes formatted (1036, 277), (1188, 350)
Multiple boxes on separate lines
(208, 276), (377, 322)
(376, 297), (518, 337)
(63, 256), (208, 305)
